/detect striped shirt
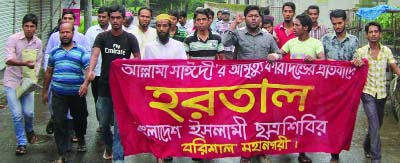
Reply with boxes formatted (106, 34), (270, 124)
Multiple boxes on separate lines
(48, 43), (90, 95)
(356, 44), (396, 99)
(309, 24), (328, 40)
(171, 28), (188, 42)
(183, 30), (224, 60)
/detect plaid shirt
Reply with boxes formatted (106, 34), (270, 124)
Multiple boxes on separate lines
(356, 44), (396, 99)
(309, 24), (328, 40)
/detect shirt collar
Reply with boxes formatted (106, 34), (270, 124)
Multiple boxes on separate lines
(17, 32), (38, 43)
(194, 29), (212, 42)
(244, 27), (263, 36)
(58, 41), (78, 49)
(95, 24), (111, 31)
(331, 32), (350, 42)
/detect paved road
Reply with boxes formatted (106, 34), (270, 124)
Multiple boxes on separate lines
(0, 86), (399, 163)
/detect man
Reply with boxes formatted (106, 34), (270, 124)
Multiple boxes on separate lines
(223, 5), (279, 60)
(42, 22), (90, 163)
(216, 10), (223, 22)
(216, 9), (234, 59)
(3, 13), (42, 155)
(85, 5), (140, 162)
(127, 7), (157, 58)
(178, 11), (194, 33)
(322, 9), (359, 61)
(356, 22), (400, 163)
(321, 9), (359, 163)
(169, 10), (187, 42)
(274, 2), (296, 59)
(307, 5), (328, 40)
(85, 6), (111, 132)
(123, 11), (135, 31)
(144, 14), (187, 163)
(268, 14), (325, 163)
(205, 8), (217, 32)
(223, 5), (279, 163)
(184, 9), (224, 60)
(44, 10), (90, 138)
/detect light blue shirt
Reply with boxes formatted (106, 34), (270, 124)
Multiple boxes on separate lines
(44, 29), (90, 70)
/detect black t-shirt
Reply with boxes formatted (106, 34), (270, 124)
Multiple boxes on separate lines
(93, 30), (139, 97)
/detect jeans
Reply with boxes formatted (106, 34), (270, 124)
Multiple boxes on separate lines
(52, 91), (88, 156)
(4, 86), (34, 145)
(91, 76), (100, 123)
(47, 84), (73, 119)
(97, 96), (124, 162)
(361, 93), (386, 163)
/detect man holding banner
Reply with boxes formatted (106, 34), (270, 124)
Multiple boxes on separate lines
(85, 5), (140, 163)
(321, 9), (359, 163)
(356, 22), (400, 163)
(144, 13), (187, 163)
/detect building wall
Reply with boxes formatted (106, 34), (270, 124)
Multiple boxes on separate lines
(0, 0), (62, 70)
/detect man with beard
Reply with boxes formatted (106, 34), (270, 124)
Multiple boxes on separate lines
(216, 9), (234, 59)
(85, 5), (140, 162)
(184, 9), (224, 60)
(123, 11), (135, 31)
(307, 5), (328, 40)
(85, 6), (111, 132)
(274, 2), (296, 59)
(144, 14), (186, 60)
(222, 5), (279, 60)
(144, 14), (187, 163)
(128, 7), (157, 58)
(356, 22), (400, 163)
(321, 9), (359, 163)
(168, 10), (187, 42)
(42, 22), (90, 163)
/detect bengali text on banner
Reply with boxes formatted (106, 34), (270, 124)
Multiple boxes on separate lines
(109, 59), (368, 159)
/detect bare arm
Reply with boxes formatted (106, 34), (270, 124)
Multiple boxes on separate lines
(85, 47), (101, 83)
(391, 63), (400, 77)
(42, 67), (54, 104)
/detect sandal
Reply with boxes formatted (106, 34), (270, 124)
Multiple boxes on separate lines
(298, 153), (312, 163)
(15, 145), (27, 155)
(52, 156), (66, 163)
(364, 151), (371, 158)
(27, 131), (37, 144)
(330, 157), (339, 163)
(46, 117), (55, 134)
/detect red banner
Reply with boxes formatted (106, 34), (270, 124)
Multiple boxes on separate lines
(109, 59), (368, 159)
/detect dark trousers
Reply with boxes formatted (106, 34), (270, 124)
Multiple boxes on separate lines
(361, 93), (386, 163)
(91, 76), (100, 122)
(52, 91), (88, 156)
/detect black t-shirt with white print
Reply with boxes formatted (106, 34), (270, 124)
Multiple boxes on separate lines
(93, 30), (139, 97)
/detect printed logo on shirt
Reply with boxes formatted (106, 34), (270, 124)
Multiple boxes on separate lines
(105, 44), (126, 55)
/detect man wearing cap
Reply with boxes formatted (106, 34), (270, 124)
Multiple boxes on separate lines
(215, 9), (234, 59)
(146, 14), (187, 163)
(144, 14), (186, 60)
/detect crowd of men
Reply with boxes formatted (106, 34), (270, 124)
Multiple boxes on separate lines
(2, 2), (398, 163)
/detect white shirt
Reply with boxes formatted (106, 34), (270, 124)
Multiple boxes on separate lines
(127, 26), (157, 58)
(144, 38), (187, 59)
(85, 24), (111, 76)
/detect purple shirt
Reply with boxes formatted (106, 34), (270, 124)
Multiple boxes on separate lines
(44, 30), (90, 70)
(3, 31), (43, 88)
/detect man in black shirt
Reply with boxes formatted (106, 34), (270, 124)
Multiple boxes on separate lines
(84, 5), (140, 162)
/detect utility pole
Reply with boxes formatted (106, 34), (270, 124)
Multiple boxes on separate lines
(84, 0), (92, 34)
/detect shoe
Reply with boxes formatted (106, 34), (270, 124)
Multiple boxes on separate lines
(71, 135), (78, 143)
(15, 145), (27, 155)
(298, 153), (312, 163)
(26, 131), (37, 144)
(77, 139), (86, 152)
(103, 148), (112, 160)
(364, 151), (371, 158)
(46, 117), (55, 134)
(330, 157), (339, 163)
(96, 127), (101, 132)
(240, 158), (251, 163)
(52, 156), (66, 163)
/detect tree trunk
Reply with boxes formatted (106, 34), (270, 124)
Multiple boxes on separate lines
(84, 0), (92, 34)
